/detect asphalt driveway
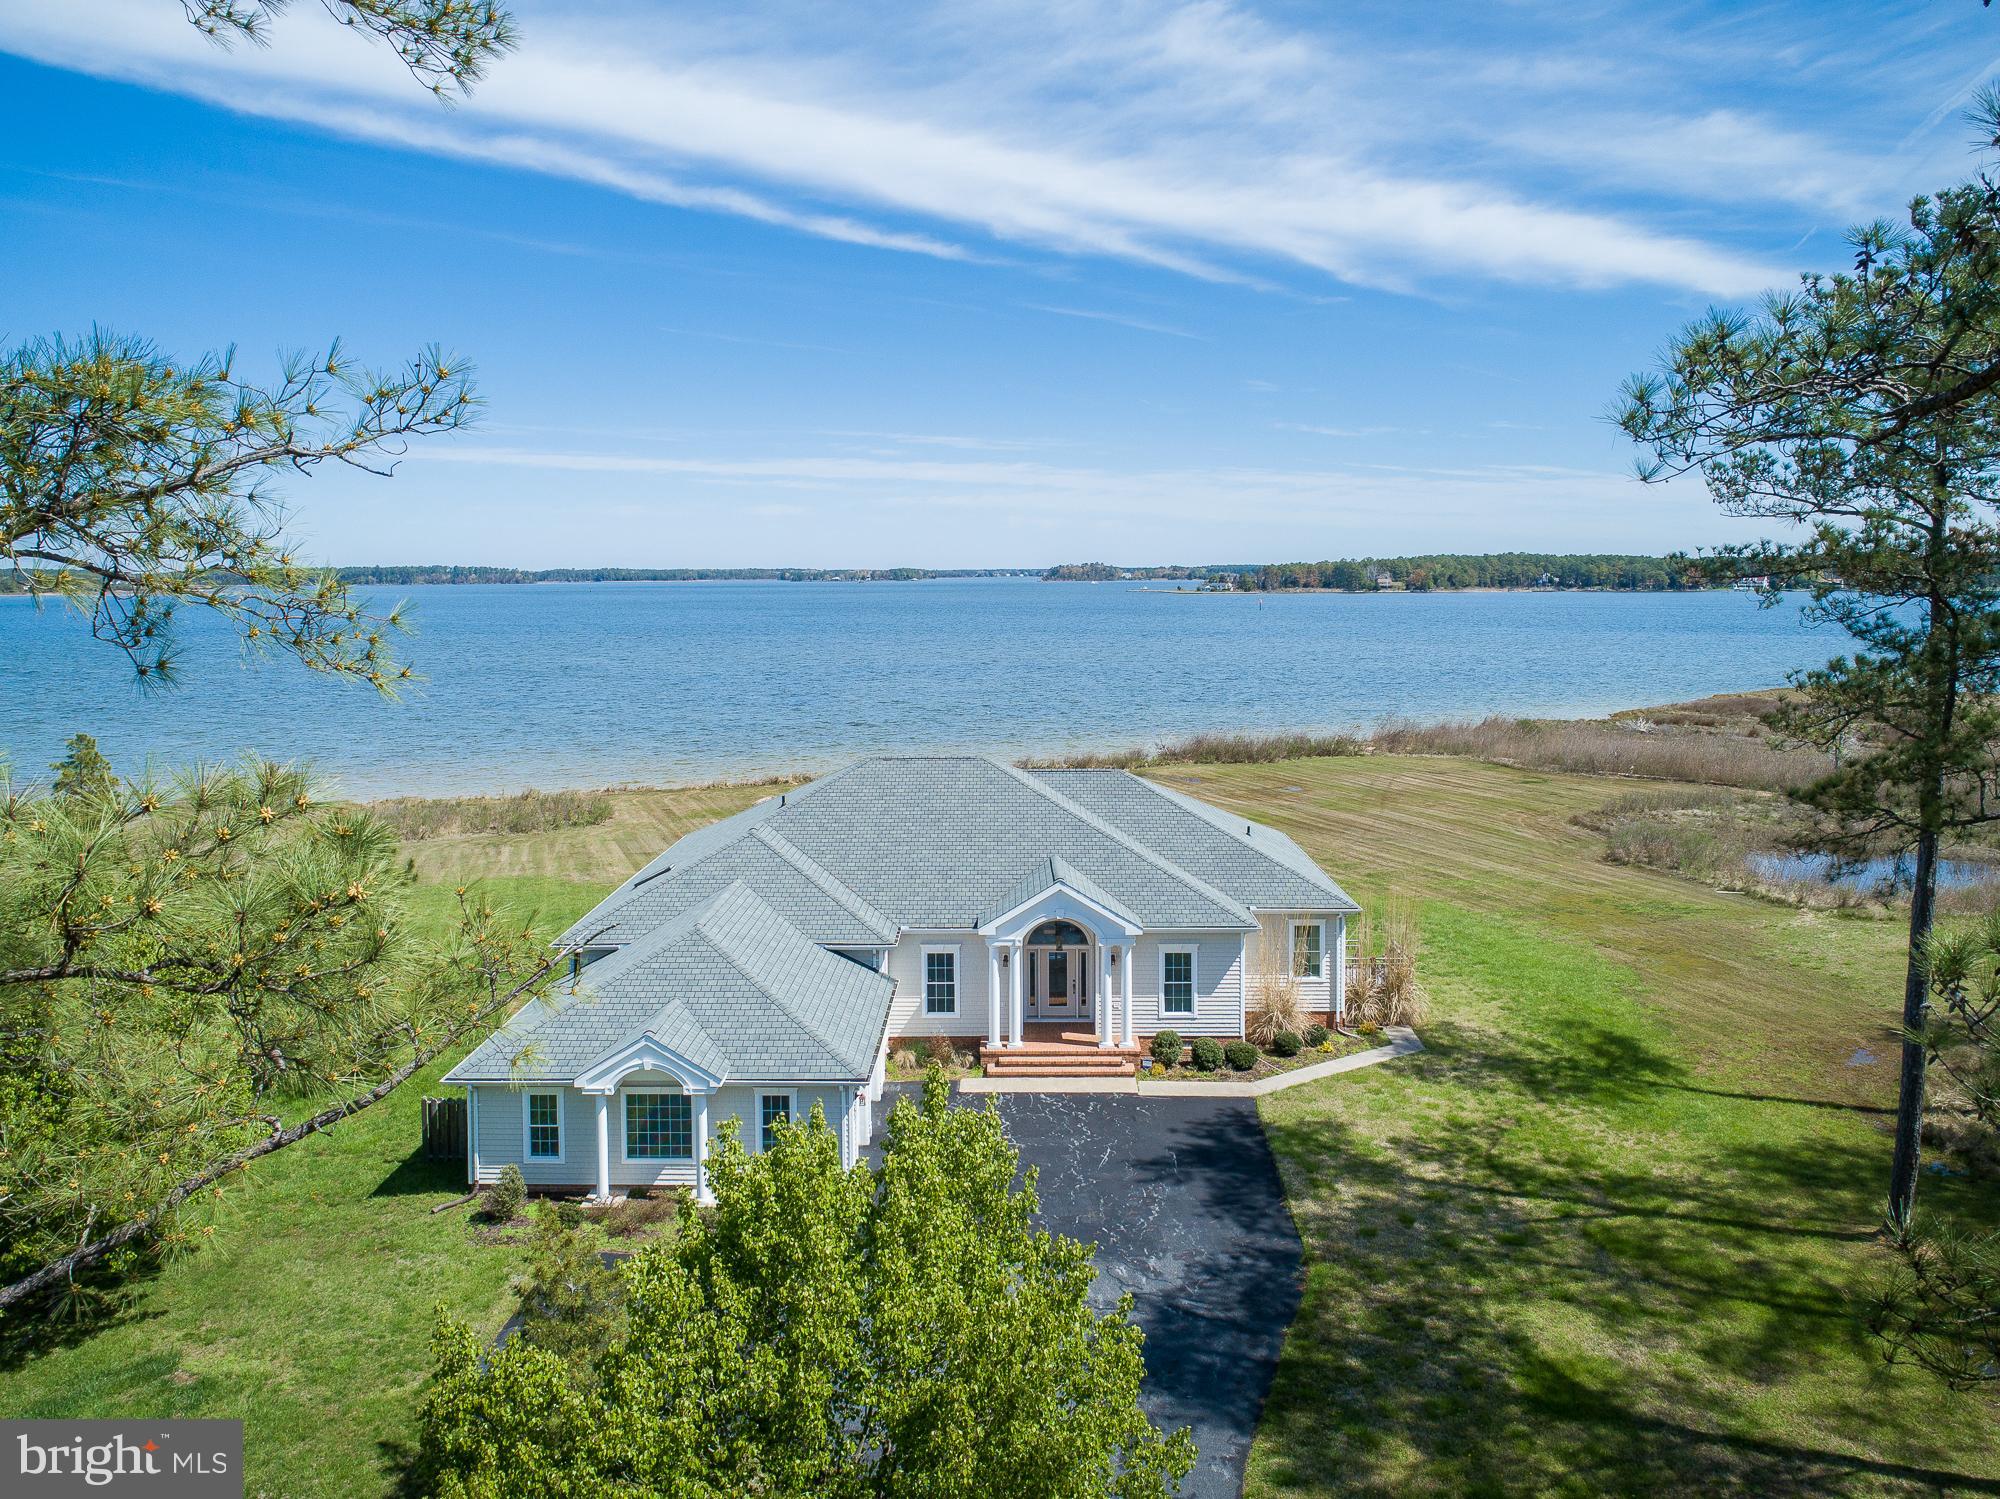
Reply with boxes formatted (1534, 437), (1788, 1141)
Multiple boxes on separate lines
(869, 1086), (1304, 1499)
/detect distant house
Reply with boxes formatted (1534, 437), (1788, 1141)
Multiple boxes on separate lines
(444, 756), (1359, 1201)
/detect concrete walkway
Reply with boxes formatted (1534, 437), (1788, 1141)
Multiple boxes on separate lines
(959, 1025), (1423, 1097)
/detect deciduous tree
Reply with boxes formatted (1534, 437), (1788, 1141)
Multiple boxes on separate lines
(417, 1079), (1197, 1497)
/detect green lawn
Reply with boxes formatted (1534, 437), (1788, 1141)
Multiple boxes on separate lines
(3, 758), (1996, 1496)
(1149, 758), (2000, 1496)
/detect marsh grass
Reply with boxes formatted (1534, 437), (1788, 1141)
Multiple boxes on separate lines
(1025, 729), (1367, 769)
(1369, 714), (1828, 790)
(1028, 701), (1826, 791)
(1572, 787), (2000, 914)
(370, 787), (615, 840)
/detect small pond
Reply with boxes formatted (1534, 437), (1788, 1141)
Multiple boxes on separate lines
(1746, 851), (2000, 893)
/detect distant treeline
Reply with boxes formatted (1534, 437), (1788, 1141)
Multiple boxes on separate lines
(324, 566), (1038, 585)
(1044, 553), (1704, 591)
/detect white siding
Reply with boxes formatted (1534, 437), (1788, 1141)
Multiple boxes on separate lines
(1248, 911), (1350, 1023)
(469, 1076), (853, 1189)
(471, 1083), (598, 1188)
(884, 932), (994, 1038)
(1128, 933), (1245, 1038)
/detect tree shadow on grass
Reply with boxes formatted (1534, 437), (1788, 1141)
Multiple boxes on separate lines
(1647, 1080), (1895, 1117)
(377, 1436), (424, 1499)
(1253, 1011), (2000, 1497)
(0, 1255), (168, 1373)
(371, 1146), (469, 1198)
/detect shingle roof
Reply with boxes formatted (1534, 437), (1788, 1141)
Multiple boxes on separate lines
(979, 854), (1143, 930)
(1028, 769), (1359, 912)
(563, 822), (897, 949)
(566, 760), (1223, 946)
(447, 882), (892, 1085)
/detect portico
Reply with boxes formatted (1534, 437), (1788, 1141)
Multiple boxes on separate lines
(976, 859), (1142, 1057)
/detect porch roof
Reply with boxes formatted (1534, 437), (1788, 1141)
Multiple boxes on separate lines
(977, 855), (1145, 933)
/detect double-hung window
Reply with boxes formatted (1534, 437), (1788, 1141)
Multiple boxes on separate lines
(923, 946), (958, 1015)
(1291, 921), (1324, 980)
(525, 1091), (562, 1160)
(1161, 948), (1195, 1015)
(624, 1091), (693, 1161)
(759, 1092), (795, 1152)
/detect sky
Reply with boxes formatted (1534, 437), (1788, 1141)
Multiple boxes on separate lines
(4, 0), (2000, 569)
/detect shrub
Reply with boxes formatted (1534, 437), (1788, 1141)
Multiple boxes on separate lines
(1374, 907), (1429, 1027)
(1150, 1030), (1183, 1069)
(925, 1034), (955, 1064)
(487, 1164), (526, 1222)
(1303, 1023), (1329, 1047)
(1270, 1030), (1302, 1058)
(1347, 902), (1429, 1029)
(1189, 1036), (1223, 1071)
(889, 1046), (919, 1072)
(1246, 977), (1309, 1047)
(1223, 1040), (1258, 1071)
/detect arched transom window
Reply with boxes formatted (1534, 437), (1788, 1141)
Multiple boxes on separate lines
(1027, 919), (1089, 947)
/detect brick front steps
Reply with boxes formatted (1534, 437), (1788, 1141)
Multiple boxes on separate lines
(979, 1034), (1144, 1078)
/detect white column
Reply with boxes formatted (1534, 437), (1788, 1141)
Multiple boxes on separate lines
(694, 1094), (711, 1203)
(593, 1093), (611, 1201)
(1008, 940), (1025, 1046)
(1097, 943), (1114, 1048)
(1121, 942), (1136, 1047)
(1333, 914), (1348, 1022)
(986, 941), (1002, 1048)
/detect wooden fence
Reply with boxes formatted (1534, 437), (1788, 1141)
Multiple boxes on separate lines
(421, 1095), (467, 1161)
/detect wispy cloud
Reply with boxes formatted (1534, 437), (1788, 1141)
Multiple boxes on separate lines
(1274, 422), (1409, 438)
(1022, 303), (1204, 339)
(661, 325), (850, 354)
(0, 0), (1810, 296)
(816, 430), (1049, 452)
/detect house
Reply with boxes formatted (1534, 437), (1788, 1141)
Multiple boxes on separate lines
(443, 755), (1359, 1201)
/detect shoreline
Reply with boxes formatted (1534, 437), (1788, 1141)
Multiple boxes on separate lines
(351, 689), (1790, 806)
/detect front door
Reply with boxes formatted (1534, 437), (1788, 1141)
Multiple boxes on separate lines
(1029, 946), (1091, 1020)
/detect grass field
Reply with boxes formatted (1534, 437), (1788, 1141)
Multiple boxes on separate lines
(1148, 759), (2000, 1496)
(4, 756), (1997, 1496)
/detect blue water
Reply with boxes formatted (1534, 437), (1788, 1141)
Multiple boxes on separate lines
(1746, 851), (2000, 892)
(0, 580), (1838, 798)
